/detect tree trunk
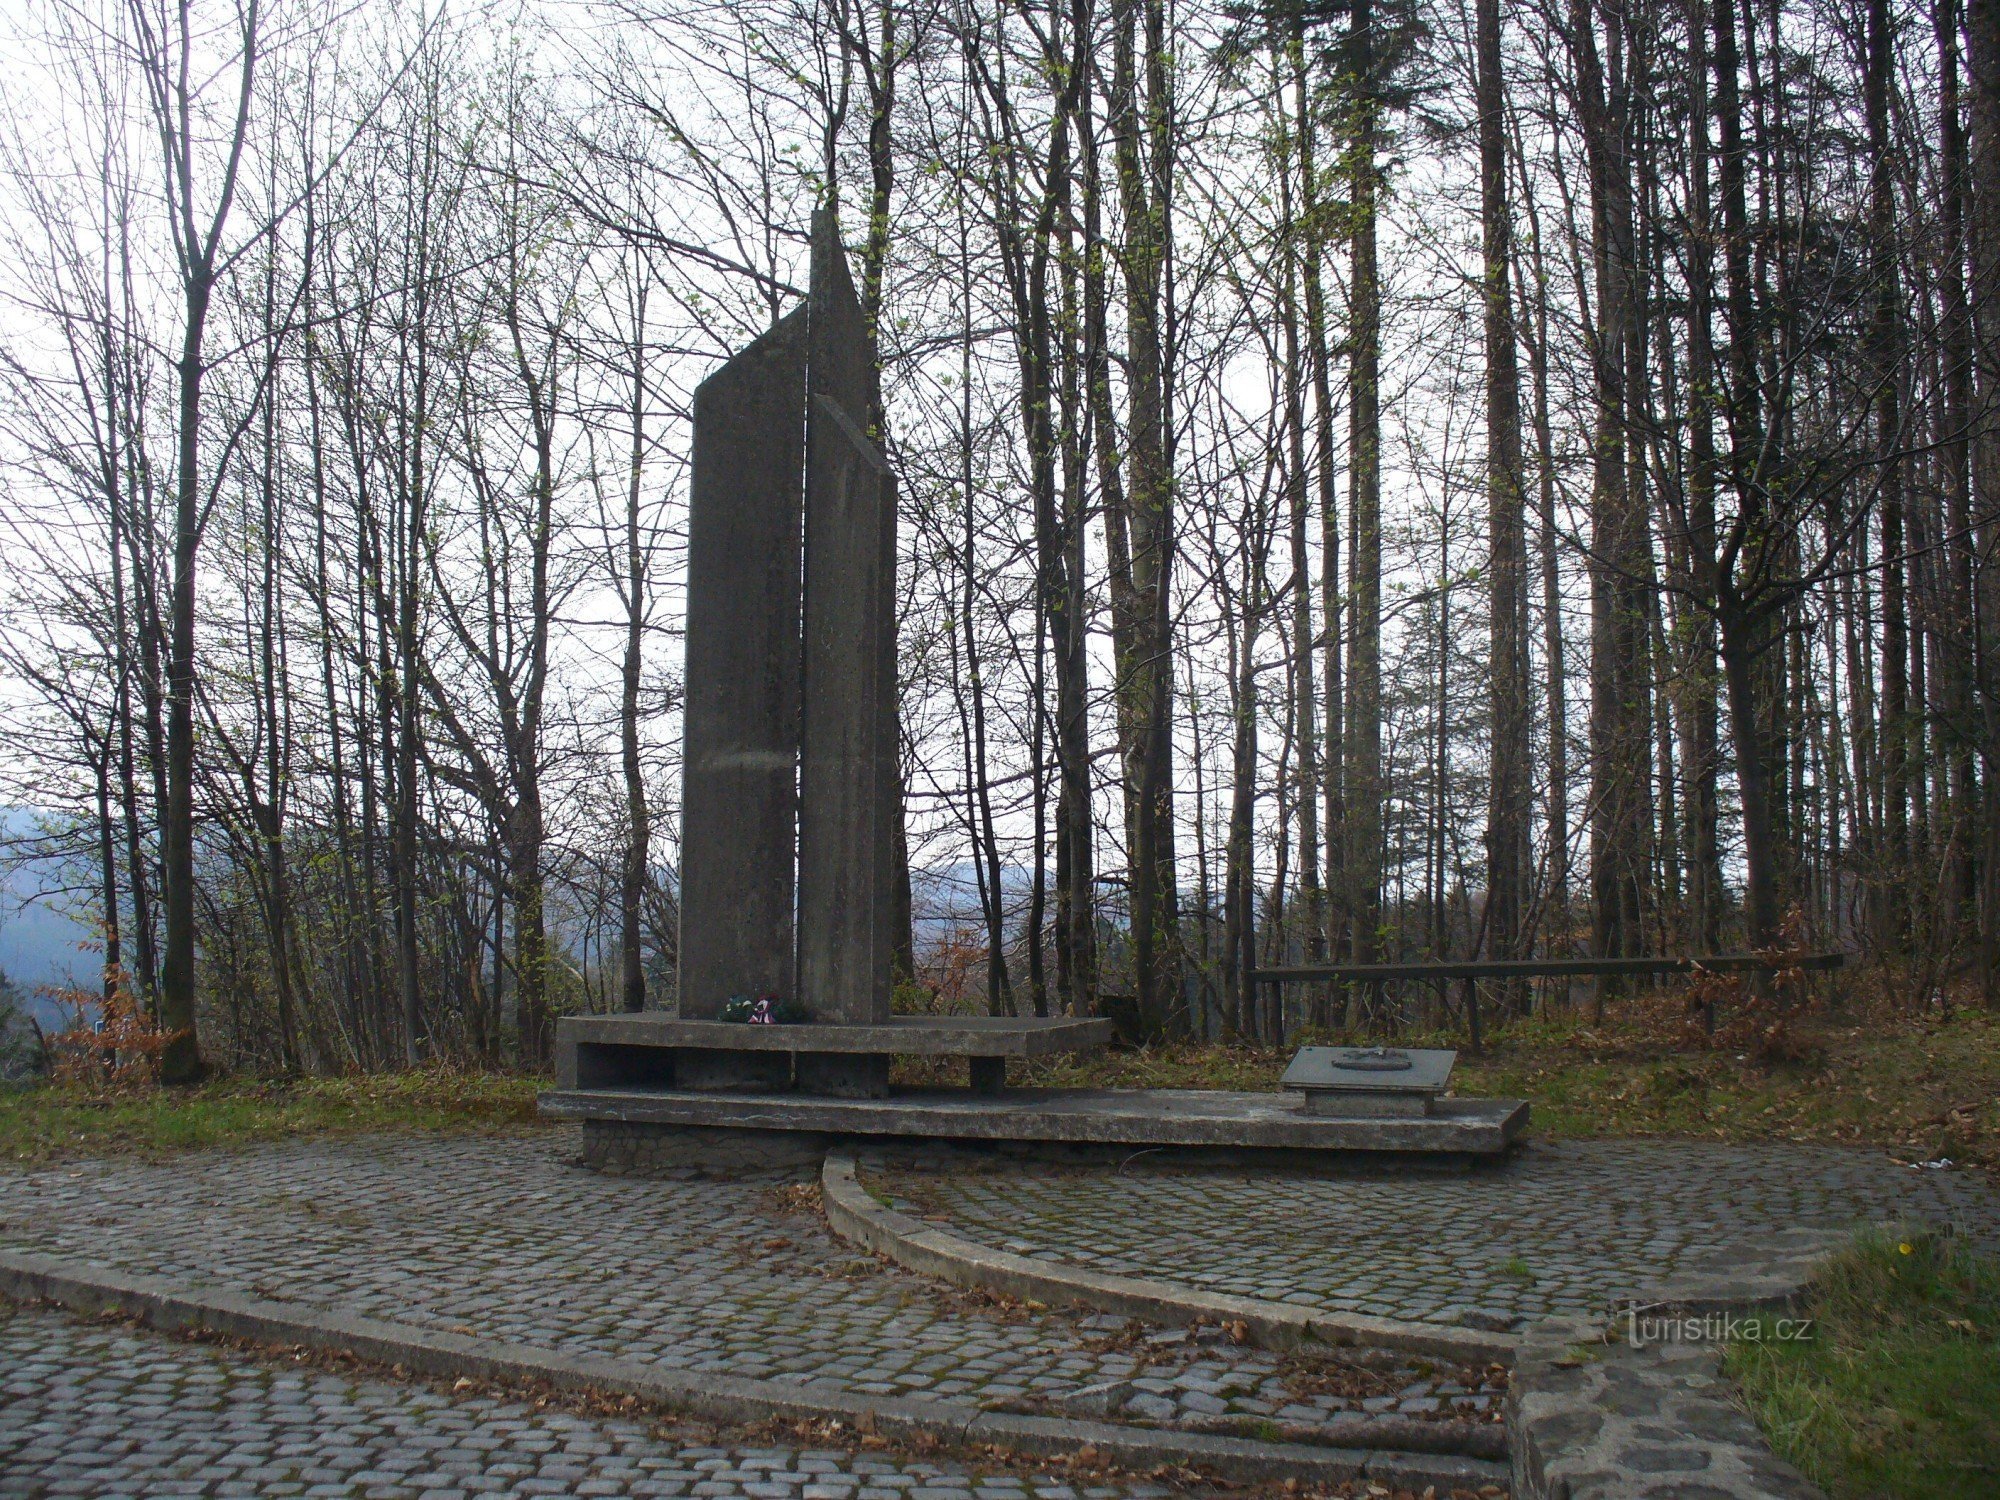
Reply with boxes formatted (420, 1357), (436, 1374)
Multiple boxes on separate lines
(1283, 34), (1323, 974)
(1683, 0), (1725, 952)
(158, 268), (209, 1085)
(1868, 0), (1909, 946)
(1721, 604), (1780, 948)
(620, 291), (650, 1013)
(1968, 0), (2000, 999)
(1572, 0), (1646, 1005)
(1478, 0), (1529, 967)
(1109, 0), (1182, 1034)
(1343, 0), (1384, 965)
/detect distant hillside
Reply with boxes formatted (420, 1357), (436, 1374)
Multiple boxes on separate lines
(909, 862), (1038, 942)
(0, 809), (98, 1027)
(0, 824), (1080, 1026)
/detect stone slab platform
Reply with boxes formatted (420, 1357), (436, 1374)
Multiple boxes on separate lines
(562, 1013), (1113, 1059)
(539, 1083), (1529, 1159)
(558, 1014), (1115, 1099)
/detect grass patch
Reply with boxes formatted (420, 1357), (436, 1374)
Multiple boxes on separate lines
(1497, 1255), (1536, 1283)
(1728, 1231), (2000, 1498)
(996, 993), (2000, 1168)
(0, 1067), (547, 1166)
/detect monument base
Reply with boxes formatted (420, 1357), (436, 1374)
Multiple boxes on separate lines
(577, 1120), (830, 1178)
(542, 1085), (1528, 1165)
(1297, 1092), (1435, 1118)
(557, 1013), (1114, 1098)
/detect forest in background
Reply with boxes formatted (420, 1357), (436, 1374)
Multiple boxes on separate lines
(0, 0), (1993, 1079)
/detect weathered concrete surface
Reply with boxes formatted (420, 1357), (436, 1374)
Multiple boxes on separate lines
(820, 1151), (1516, 1367)
(554, 1016), (1113, 1102)
(582, 1120), (832, 1177)
(540, 1084), (1527, 1156)
(678, 309), (808, 1019)
(561, 1014), (1113, 1063)
(793, 1051), (895, 1098)
(798, 208), (899, 1027)
(1282, 1047), (1456, 1119)
(675, 209), (906, 1033)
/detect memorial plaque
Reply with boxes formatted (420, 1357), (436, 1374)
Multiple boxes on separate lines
(1280, 1046), (1457, 1117)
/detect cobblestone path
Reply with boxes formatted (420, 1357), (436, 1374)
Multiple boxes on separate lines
(0, 1302), (1176, 1500)
(0, 1135), (1495, 1433)
(874, 1139), (2000, 1331)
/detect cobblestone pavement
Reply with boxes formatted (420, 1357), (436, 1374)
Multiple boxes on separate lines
(0, 1135), (1496, 1435)
(0, 1301), (1179, 1499)
(872, 1138), (2000, 1332)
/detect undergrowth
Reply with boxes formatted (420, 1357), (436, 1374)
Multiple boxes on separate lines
(8, 970), (1997, 1175)
(1728, 1230), (2000, 1498)
(0, 1066), (545, 1165)
(930, 980), (2000, 1172)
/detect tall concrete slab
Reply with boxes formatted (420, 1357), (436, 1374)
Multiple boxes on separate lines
(677, 309), (808, 1018)
(798, 210), (899, 1027)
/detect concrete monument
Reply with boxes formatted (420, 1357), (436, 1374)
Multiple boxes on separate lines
(545, 213), (1518, 1164)
(679, 209), (898, 1047)
(557, 210), (1110, 1104)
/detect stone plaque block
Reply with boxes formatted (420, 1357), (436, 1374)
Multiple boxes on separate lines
(1281, 1046), (1457, 1117)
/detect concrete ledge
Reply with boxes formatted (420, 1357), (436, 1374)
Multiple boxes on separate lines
(1615, 1226), (1846, 1325)
(820, 1151), (1517, 1367)
(544, 1086), (1528, 1160)
(562, 1013), (1115, 1057)
(0, 1247), (1506, 1493)
(580, 1119), (830, 1178)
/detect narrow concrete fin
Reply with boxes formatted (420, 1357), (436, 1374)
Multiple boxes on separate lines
(808, 205), (880, 427)
(810, 207), (863, 329)
(812, 394), (888, 473)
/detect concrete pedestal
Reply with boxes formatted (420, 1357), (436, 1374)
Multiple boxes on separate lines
(557, 1013), (1113, 1097)
(544, 1084), (1529, 1164)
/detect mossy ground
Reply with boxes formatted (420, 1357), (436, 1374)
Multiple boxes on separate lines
(0, 1066), (545, 1166)
(1727, 1231), (2000, 1499)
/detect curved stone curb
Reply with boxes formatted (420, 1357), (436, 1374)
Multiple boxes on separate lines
(0, 1247), (1505, 1494)
(820, 1150), (1515, 1366)
(1617, 1226), (1847, 1324)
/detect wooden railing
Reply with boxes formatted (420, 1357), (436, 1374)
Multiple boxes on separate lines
(1246, 951), (1851, 1051)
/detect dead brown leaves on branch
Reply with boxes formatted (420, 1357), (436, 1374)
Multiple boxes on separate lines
(42, 969), (180, 1089)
